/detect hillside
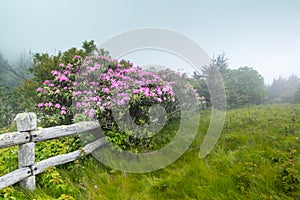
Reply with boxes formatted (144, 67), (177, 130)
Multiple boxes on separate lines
(0, 104), (300, 199)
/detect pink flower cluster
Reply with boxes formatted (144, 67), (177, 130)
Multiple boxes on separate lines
(72, 57), (178, 119)
(37, 54), (202, 124)
(36, 57), (79, 117)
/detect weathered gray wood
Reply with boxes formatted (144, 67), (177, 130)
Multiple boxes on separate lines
(0, 131), (30, 148)
(19, 142), (35, 167)
(19, 176), (36, 190)
(16, 113), (36, 190)
(31, 121), (100, 142)
(15, 113), (37, 132)
(32, 150), (81, 175)
(0, 167), (31, 189)
(83, 137), (106, 154)
(18, 142), (35, 189)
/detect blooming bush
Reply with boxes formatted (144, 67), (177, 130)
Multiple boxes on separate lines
(37, 56), (81, 126)
(37, 54), (202, 150)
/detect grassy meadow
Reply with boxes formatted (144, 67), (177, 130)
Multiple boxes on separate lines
(0, 104), (300, 199)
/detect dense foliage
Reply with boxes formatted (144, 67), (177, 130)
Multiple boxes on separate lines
(190, 54), (300, 108)
(37, 53), (201, 150)
(224, 67), (267, 107)
(196, 54), (300, 108)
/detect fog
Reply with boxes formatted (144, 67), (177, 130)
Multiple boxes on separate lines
(1, 0), (300, 84)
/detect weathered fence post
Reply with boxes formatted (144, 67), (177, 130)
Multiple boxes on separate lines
(15, 113), (37, 190)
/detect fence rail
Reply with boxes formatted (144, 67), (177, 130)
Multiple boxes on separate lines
(0, 113), (105, 190)
(0, 131), (30, 149)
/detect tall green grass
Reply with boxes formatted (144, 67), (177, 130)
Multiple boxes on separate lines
(1, 104), (300, 199)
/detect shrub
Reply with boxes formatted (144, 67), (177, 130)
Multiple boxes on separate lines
(37, 54), (202, 150)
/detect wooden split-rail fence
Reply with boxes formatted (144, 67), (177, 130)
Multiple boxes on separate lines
(0, 113), (106, 190)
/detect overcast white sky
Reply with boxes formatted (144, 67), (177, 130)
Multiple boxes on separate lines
(0, 0), (299, 84)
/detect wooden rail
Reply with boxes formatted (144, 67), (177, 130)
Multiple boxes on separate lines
(0, 113), (106, 190)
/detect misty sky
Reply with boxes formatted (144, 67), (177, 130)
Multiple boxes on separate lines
(1, 0), (300, 84)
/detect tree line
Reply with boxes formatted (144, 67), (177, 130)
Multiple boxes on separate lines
(190, 54), (300, 108)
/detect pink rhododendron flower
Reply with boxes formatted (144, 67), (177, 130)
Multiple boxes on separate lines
(45, 102), (53, 107)
(102, 88), (110, 93)
(83, 102), (90, 107)
(87, 109), (95, 118)
(73, 55), (81, 60)
(149, 92), (155, 97)
(51, 70), (60, 76)
(56, 75), (69, 82)
(43, 80), (50, 85)
(37, 103), (44, 107)
(66, 63), (72, 70)
(169, 91), (174, 96)
(73, 91), (82, 96)
(133, 89), (140, 94)
(64, 70), (71, 75)
(155, 87), (162, 95)
(37, 87), (43, 93)
(117, 99), (125, 106)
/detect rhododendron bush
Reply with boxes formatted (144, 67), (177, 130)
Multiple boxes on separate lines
(37, 54), (202, 150)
